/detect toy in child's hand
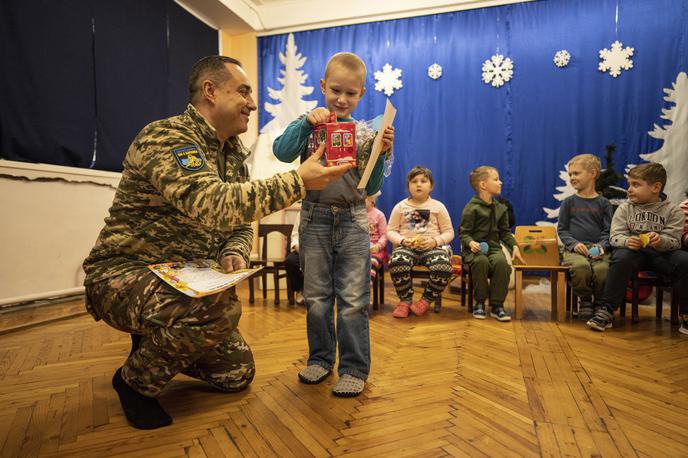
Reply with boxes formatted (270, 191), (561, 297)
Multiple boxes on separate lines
(639, 233), (651, 248)
(409, 235), (422, 248)
(479, 242), (489, 254)
(308, 112), (356, 166)
(588, 246), (600, 258)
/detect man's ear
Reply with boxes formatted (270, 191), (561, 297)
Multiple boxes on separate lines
(201, 79), (216, 103)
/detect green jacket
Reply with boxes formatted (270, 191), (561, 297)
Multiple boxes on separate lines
(459, 195), (517, 257)
(83, 104), (305, 285)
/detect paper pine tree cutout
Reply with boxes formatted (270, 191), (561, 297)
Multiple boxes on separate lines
(262, 33), (317, 134)
(374, 64), (403, 96)
(482, 54), (514, 88)
(639, 72), (688, 204)
(536, 164), (576, 226)
(247, 33), (317, 180)
(596, 144), (628, 208)
(598, 40), (634, 78)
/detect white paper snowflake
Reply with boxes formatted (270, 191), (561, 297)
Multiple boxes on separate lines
(374, 64), (403, 96)
(482, 53), (514, 88)
(427, 63), (443, 80)
(598, 40), (634, 77)
(553, 50), (570, 68)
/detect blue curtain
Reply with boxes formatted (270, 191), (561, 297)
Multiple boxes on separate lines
(258, 0), (688, 251)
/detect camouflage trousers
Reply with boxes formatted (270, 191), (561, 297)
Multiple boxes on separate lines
(86, 269), (255, 397)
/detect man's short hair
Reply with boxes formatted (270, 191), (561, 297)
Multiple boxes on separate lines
(324, 52), (367, 85)
(568, 153), (601, 177)
(188, 55), (242, 103)
(628, 163), (667, 191)
(469, 166), (497, 192)
(407, 166), (434, 187)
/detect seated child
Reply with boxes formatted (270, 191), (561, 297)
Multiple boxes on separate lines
(387, 166), (454, 318)
(366, 192), (389, 278)
(459, 166), (525, 321)
(587, 163), (688, 335)
(557, 154), (614, 320)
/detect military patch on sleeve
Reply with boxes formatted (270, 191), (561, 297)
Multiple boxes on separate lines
(172, 145), (206, 171)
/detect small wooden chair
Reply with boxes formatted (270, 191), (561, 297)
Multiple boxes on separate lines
(371, 263), (385, 311)
(620, 271), (679, 324)
(248, 223), (294, 306)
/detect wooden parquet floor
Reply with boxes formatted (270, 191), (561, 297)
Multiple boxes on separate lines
(1, 277), (687, 457)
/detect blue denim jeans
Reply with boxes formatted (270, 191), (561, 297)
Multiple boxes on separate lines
(299, 200), (371, 380)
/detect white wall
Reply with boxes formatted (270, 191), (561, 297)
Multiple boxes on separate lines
(0, 160), (120, 304)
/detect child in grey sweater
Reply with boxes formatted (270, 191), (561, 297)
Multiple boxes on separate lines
(587, 163), (688, 335)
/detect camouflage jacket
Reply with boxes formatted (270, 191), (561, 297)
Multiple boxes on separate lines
(83, 104), (305, 285)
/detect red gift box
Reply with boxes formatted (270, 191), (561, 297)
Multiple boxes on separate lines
(308, 113), (356, 166)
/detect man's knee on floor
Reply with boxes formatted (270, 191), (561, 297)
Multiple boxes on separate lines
(210, 361), (256, 392)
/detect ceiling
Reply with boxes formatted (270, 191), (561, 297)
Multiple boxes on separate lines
(175, 0), (532, 35)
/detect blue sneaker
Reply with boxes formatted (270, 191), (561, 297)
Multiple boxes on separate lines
(473, 303), (486, 319)
(587, 307), (613, 331)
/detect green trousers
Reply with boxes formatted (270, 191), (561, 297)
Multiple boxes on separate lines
(562, 251), (610, 301)
(465, 247), (511, 306)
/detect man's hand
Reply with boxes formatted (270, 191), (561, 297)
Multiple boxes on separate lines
(297, 143), (354, 190)
(381, 126), (395, 152)
(469, 241), (481, 253)
(512, 245), (526, 265)
(573, 243), (589, 256)
(220, 255), (246, 273)
(306, 107), (331, 126)
(627, 236), (643, 250)
(647, 231), (662, 248)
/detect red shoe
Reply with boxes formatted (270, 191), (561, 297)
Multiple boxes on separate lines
(410, 298), (430, 316)
(392, 302), (410, 318)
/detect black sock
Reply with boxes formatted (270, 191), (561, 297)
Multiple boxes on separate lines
(112, 367), (172, 430)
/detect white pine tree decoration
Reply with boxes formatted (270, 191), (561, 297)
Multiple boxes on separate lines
(639, 72), (688, 204)
(536, 164), (575, 226)
(247, 33), (317, 180)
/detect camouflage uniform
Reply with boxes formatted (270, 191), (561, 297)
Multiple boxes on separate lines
(84, 104), (304, 397)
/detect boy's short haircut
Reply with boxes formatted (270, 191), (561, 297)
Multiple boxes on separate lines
(324, 52), (367, 85)
(469, 166), (497, 192)
(628, 163), (667, 191)
(568, 153), (601, 177)
(407, 166), (434, 188)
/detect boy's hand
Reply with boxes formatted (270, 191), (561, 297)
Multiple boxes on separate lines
(647, 231), (662, 248)
(512, 245), (526, 265)
(297, 143), (354, 190)
(469, 241), (481, 253)
(307, 107), (331, 126)
(370, 244), (380, 254)
(627, 236), (643, 250)
(573, 243), (589, 257)
(591, 245), (605, 260)
(381, 126), (395, 152)
(220, 255), (246, 273)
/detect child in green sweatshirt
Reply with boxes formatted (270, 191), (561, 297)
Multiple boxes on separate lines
(459, 166), (525, 321)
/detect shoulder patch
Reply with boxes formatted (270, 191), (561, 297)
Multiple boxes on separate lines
(172, 145), (205, 171)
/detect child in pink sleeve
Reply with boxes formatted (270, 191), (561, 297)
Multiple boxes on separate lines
(387, 166), (454, 318)
(366, 192), (389, 279)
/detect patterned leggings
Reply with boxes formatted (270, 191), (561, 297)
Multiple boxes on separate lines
(389, 247), (453, 302)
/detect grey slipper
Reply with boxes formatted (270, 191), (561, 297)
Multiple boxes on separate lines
(332, 374), (365, 397)
(298, 365), (331, 384)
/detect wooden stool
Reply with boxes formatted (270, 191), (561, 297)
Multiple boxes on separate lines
(514, 265), (570, 321)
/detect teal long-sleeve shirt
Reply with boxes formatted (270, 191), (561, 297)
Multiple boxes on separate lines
(273, 115), (386, 205)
